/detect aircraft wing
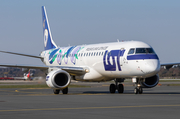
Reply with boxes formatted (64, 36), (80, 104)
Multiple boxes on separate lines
(0, 64), (86, 76)
(0, 64), (48, 69)
(161, 62), (180, 69)
(58, 66), (87, 75)
(0, 50), (42, 59)
(0, 50), (86, 75)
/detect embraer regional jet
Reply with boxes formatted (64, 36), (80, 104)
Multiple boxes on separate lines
(0, 6), (178, 94)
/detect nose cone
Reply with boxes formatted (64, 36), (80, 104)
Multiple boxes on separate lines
(143, 60), (160, 76)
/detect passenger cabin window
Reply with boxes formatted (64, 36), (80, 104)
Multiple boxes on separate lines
(128, 48), (135, 54)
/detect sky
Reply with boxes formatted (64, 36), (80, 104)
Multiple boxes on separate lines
(0, 0), (180, 65)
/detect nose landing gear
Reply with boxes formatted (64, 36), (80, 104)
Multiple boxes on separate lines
(134, 78), (143, 94)
(134, 86), (143, 94)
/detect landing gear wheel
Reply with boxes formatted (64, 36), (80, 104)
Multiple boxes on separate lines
(53, 89), (60, 94)
(139, 87), (143, 94)
(134, 88), (139, 94)
(110, 84), (116, 93)
(117, 84), (124, 93)
(62, 87), (68, 94)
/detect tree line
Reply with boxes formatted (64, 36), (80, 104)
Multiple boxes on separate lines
(0, 67), (180, 79)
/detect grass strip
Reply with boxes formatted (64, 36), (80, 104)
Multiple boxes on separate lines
(167, 84), (180, 86)
(159, 80), (180, 82)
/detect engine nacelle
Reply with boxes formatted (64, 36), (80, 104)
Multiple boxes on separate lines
(46, 69), (71, 89)
(140, 75), (159, 88)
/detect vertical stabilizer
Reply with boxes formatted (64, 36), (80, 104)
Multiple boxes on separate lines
(42, 6), (57, 50)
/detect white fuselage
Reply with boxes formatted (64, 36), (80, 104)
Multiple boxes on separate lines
(41, 41), (160, 82)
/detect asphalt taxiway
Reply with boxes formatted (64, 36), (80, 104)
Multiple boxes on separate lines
(0, 81), (180, 119)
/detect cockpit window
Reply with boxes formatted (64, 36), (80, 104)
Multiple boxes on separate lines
(136, 48), (155, 54)
(136, 48), (146, 54)
(128, 48), (135, 54)
(146, 48), (155, 53)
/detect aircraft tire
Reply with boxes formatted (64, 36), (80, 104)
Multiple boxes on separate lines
(53, 89), (60, 94)
(134, 87), (139, 94)
(117, 84), (124, 93)
(139, 87), (143, 94)
(62, 87), (68, 94)
(110, 84), (116, 93)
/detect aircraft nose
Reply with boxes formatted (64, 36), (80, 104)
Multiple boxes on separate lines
(144, 60), (160, 75)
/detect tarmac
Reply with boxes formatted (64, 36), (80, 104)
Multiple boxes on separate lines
(0, 80), (180, 119)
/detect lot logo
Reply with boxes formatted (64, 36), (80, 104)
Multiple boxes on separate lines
(103, 49), (125, 71)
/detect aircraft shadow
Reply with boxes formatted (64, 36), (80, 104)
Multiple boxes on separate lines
(82, 90), (180, 95)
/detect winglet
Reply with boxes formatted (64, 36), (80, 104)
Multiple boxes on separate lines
(42, 6), (57, 50)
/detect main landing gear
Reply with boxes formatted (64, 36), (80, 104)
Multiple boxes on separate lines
(109, 78), (144, 94)
(53, 87), (68, 94)
(109, 78), (124, 94)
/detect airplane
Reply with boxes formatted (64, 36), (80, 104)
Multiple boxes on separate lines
(8, 69), (36, 81)
(23, 70), (34, 81)
(0, 6), (179, 94)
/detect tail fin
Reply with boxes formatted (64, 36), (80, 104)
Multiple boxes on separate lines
(42, 6), (57, 50)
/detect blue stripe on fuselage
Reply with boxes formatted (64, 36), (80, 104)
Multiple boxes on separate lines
(127, 54), (159, 60)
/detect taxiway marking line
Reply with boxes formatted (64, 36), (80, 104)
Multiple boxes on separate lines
(1, 104), (180, 112)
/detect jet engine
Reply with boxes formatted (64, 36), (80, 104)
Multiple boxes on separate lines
(46, 69), (71, 89)
(140, 75), (159, 88)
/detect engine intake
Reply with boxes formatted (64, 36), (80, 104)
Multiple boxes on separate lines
(140, 75), (159, 88)
(46, 69), (71, 89)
